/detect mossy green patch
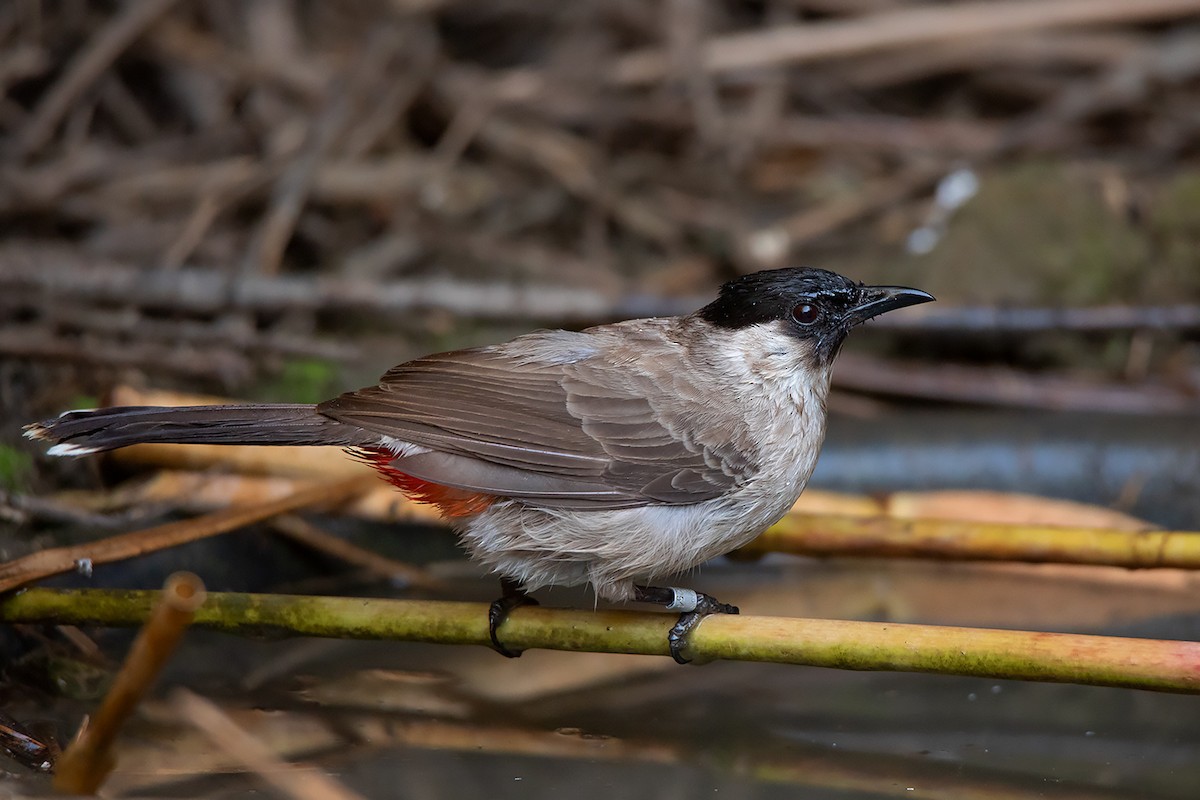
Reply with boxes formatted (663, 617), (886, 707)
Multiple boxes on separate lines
(69, 394), (99, 411)
(256, 358), (338, 404)
(0, 445), (34, 493)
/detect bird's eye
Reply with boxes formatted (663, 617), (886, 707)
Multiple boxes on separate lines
(792, 303), (820, 325)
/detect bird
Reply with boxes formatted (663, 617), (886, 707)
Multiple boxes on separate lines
(25, 267), (933, 663)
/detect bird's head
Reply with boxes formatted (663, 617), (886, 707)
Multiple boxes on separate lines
(697, 267), (934, 367)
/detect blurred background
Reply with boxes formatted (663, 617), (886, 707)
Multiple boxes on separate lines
(2, 1), (1200, 797)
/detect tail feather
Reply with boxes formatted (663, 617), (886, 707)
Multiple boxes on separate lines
(24, 404), (378, 455)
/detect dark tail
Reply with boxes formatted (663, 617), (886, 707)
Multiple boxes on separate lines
(24, 404), (378, 456)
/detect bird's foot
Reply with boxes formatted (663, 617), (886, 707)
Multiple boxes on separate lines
(634, 585), (739, 665)
(489, 578), (538, 658)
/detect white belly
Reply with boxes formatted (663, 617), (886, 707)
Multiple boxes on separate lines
(455, 414), (825, 603)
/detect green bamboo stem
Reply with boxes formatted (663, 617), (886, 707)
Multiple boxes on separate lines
(3, 588), (1198, 694)
(742, 513), (1200, 569)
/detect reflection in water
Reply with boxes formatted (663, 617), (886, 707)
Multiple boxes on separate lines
(817, 410), (1200, 529)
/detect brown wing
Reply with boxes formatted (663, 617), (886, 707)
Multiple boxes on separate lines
(317, 327), (747, 509)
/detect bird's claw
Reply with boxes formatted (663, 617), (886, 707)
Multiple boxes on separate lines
(667, 593), (739, 665)
(488, 588), (538, 658)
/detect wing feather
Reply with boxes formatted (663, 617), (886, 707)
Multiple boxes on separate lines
(318, 326), (748, 507)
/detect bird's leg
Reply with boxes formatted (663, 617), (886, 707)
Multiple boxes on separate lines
(633, 585), (739, 665)
(488, 577), (538, 658)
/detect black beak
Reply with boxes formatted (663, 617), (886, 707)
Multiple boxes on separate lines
(843, 285), (935, 327)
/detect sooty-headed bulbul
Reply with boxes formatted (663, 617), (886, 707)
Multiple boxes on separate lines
(27, 268), (933, 663)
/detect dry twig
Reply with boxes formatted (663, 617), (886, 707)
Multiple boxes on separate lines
(832, 354), (1200, 414)
(0, 709), (55, 774)
(52, 572), (205, 795)
(0, 478), (369, 593)
(270, 514), (443, 590)
(610, 0), (1200, 87)
(13, 0), (182, 157)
